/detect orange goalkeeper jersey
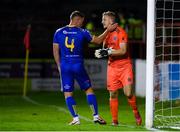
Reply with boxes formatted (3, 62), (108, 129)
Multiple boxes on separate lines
(104, 26), (131, 67)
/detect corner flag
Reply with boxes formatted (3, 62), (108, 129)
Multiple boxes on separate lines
(23, 24), (31, 97)
(23, 24), (31, 50)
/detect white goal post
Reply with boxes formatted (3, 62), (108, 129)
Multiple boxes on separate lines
(146, 0), (155, 129)
(146, 0), (180, 130)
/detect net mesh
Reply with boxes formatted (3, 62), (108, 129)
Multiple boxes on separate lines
(154, 0), (180, 129)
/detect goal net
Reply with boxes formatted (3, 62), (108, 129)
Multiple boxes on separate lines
(154, 0), (180, 129)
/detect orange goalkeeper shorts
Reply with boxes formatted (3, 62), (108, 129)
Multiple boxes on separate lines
(107, 62), (133, 91)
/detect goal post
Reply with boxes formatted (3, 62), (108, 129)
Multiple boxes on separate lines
(146, 0), (180, 130)
(146, 0), (155, 129)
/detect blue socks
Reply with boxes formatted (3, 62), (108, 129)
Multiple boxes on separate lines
(87, 94), (98, 116)
(65, 94), (98, 118)
(65, 96), (78, 117)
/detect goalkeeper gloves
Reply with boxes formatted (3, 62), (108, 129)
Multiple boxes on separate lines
(95, 48), (112, 58)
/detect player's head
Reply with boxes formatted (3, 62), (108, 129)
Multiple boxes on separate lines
(70, 11), (85, 27)
(102, 11), (116, 28)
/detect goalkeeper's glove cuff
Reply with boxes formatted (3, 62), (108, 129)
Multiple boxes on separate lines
(107, 48), (112, 55)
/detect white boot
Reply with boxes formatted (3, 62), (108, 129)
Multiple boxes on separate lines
(93, 115), (106, 125)
(69, 116), (80, 125)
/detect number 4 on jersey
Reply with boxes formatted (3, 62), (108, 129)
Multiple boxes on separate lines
(65, 37), (74, 52)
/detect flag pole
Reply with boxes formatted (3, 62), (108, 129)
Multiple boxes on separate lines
(23, 49), (29, 97)
(23, 24), (31, 97)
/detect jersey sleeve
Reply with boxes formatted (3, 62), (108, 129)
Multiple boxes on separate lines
(118, 30), (128, 44)
(83, 29), (93, 43)
(53, 30), (59, 44)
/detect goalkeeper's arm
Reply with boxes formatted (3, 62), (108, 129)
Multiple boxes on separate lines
(110, 43), (127, 56)
(95, 43), (127, 58)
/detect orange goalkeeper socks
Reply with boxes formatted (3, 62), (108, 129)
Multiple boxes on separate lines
(127, 95), (138, 114)
(110, 98), (118, 122)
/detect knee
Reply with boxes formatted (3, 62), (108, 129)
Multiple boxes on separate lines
(123, 85), (133, 98)
(64, 92), (73, 98)
(124, 91), (133, 98)
(85, 87), (94, 95)
(110, 91), (118, 99)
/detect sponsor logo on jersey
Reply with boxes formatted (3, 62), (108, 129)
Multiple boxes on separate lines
(63, 30), (77, 34)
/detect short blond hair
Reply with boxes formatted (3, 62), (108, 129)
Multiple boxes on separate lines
(102, 11), (116, 22)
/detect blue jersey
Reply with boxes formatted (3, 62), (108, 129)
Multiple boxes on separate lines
(53, 26), (92, 92)
(53, 26), (92, 63)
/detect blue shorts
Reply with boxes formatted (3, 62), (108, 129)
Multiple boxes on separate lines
(60, 62), (92, 92)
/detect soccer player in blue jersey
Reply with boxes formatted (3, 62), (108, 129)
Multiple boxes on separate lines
(53, 11), (117, 125)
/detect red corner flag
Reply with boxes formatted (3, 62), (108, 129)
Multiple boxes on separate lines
(23, 24), (31, 97)
(23, 24), (31, 50)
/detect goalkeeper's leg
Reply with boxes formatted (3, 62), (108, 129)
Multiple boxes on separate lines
(123, 85), (142, 125)
(109, 90), (119, 126)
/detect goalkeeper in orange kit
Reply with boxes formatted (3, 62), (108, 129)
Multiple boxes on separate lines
(95, 11), (142, 126)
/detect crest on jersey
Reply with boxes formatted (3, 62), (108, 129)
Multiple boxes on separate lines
(64, 84), (70, 89)
(113, 36), (117, 41)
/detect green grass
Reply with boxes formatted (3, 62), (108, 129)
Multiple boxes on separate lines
(0, 89), (147, 131)
(154, 100), (180, 131)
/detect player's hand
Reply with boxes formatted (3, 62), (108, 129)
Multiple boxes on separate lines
(95, 48), (112, 58)
(95, 49), (103, 58)
(107, 23), (118, 32)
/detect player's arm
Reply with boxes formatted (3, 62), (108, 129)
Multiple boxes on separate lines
(95, 43), (127, 58)
(110, 43), (127, 56)
(53, 43), (60, 71)
(91, 23), (118, 44)
(110, 31), (128, 56)
(95, 30), (128, 58)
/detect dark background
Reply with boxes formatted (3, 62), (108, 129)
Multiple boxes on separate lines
(0, 0), (147, 59)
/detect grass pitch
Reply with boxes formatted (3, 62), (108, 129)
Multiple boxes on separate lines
(0, 89), (146, 131)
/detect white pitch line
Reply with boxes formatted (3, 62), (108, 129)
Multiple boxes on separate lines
(22, 96), (92, 122)
(146, 127), (161, 131)
(23, 96), (155, 130)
